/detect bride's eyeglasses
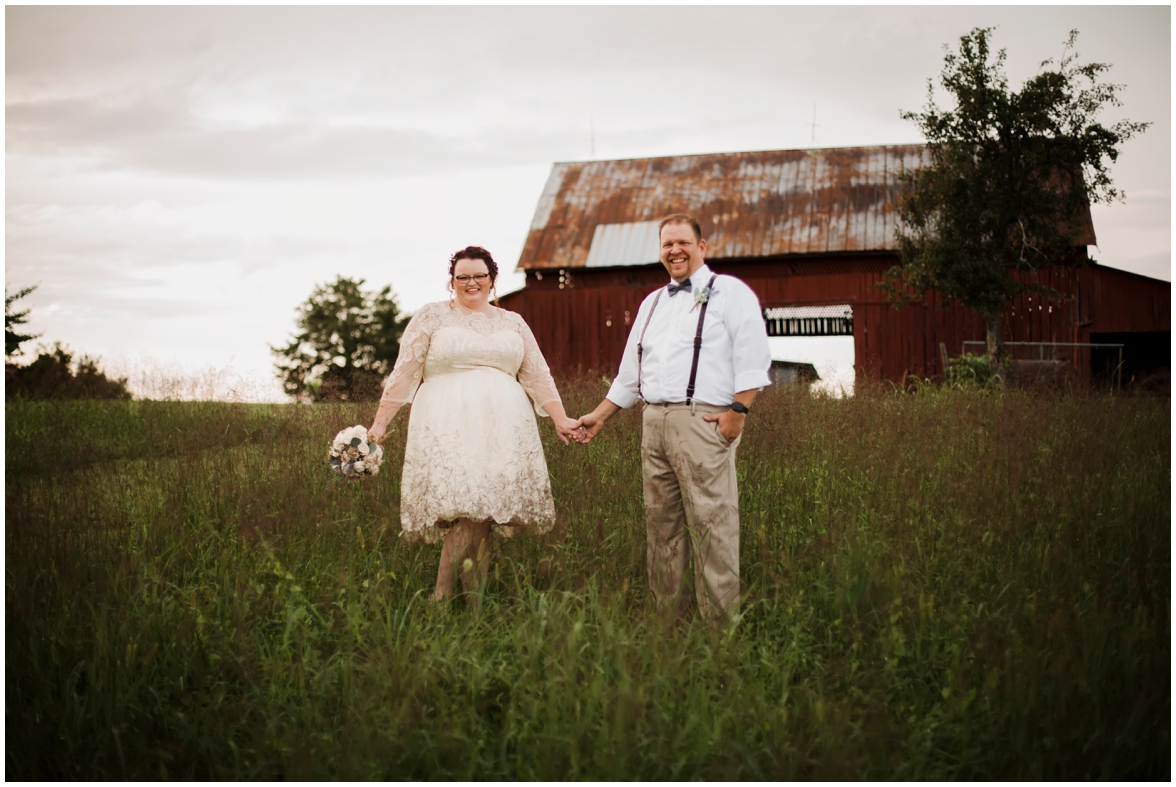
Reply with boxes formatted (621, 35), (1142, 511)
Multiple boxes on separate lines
(454, 274), (490, 284)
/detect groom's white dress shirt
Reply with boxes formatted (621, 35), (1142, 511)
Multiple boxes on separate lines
(606, 264), (772, 408)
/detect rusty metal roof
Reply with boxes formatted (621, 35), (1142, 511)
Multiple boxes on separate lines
(517, 145), (1097, 270)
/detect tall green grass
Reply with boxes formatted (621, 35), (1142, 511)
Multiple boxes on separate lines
(5, 382), (1170, 778)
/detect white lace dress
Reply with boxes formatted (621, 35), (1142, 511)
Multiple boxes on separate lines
(380, 300), (561, 544)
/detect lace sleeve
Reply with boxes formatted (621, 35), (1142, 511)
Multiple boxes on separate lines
(512, 312), (561, 417)
(380, 303), (438, 404)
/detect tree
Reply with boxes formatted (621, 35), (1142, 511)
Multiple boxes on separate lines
(6, 343), (131, 400)
(271, 276), (411, 402)
(5, 289), (130, 400)
(6, 284), (41, 358)
(885, 28), (1149, 379)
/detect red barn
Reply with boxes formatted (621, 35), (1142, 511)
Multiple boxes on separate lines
(499, 146), (1170, 387)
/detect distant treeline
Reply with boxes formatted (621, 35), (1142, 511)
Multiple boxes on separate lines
(6, 344), (131, 401)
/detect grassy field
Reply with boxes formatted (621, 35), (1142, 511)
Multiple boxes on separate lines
(5, 380), (1170, 779)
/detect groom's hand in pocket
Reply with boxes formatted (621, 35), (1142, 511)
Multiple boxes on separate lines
(703, 409), (745, 443)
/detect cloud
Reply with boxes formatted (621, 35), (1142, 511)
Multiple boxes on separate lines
(77, 295), (225, 321)
(9, 93), (545, 180)
(7, 7), (940, 183)
(11, 6), (1166, 183)
(10, 81), (773, 182)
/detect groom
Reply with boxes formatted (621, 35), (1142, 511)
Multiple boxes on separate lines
(574, 214), (772, 623)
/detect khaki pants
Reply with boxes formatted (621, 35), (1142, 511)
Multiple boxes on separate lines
(642, 401), (741, 622)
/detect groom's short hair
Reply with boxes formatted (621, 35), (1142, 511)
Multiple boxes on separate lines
(659, 214), (703, 243)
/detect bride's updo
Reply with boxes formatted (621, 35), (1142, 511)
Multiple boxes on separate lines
(447, 246), (499, 291)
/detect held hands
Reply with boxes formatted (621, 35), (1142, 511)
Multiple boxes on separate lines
(542, 401), (591, 446)
(554, 414), (598, 445)
(367, 423), (387, 444)
(570, 412), (605, 444)
(569, 400), (619, 445)
(553, 416), (580, 445)
(542, 400), (615, 445)
(703, 409), (746, 442)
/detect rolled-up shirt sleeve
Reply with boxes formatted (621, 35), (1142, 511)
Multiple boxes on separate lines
(605, 295), (652, 409)
(728, 280), (773, 392)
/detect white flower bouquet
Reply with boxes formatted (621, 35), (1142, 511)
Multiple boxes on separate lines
(328, 425), (383, 479)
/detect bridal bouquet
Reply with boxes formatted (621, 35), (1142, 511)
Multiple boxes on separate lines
(328, 425), (383, 479)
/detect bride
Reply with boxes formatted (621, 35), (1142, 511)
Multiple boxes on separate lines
(367, 246), (578, 605)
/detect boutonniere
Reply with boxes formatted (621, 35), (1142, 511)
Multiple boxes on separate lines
(691, 285), (716, 311)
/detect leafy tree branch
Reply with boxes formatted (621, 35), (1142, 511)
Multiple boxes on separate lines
(6, 284), (41, 358)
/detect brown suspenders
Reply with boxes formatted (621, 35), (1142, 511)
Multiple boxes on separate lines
(636, 274), (718, 404)
(635, 289), (663, 402)
(685, 274), (718, 404)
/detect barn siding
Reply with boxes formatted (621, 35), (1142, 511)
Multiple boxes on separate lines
(500, 256), (1169, 384)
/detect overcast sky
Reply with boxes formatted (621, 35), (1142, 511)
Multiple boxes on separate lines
(6, 5), (1170, 400)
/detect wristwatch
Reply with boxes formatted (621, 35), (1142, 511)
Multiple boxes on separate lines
(730, 401), (751, 415)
